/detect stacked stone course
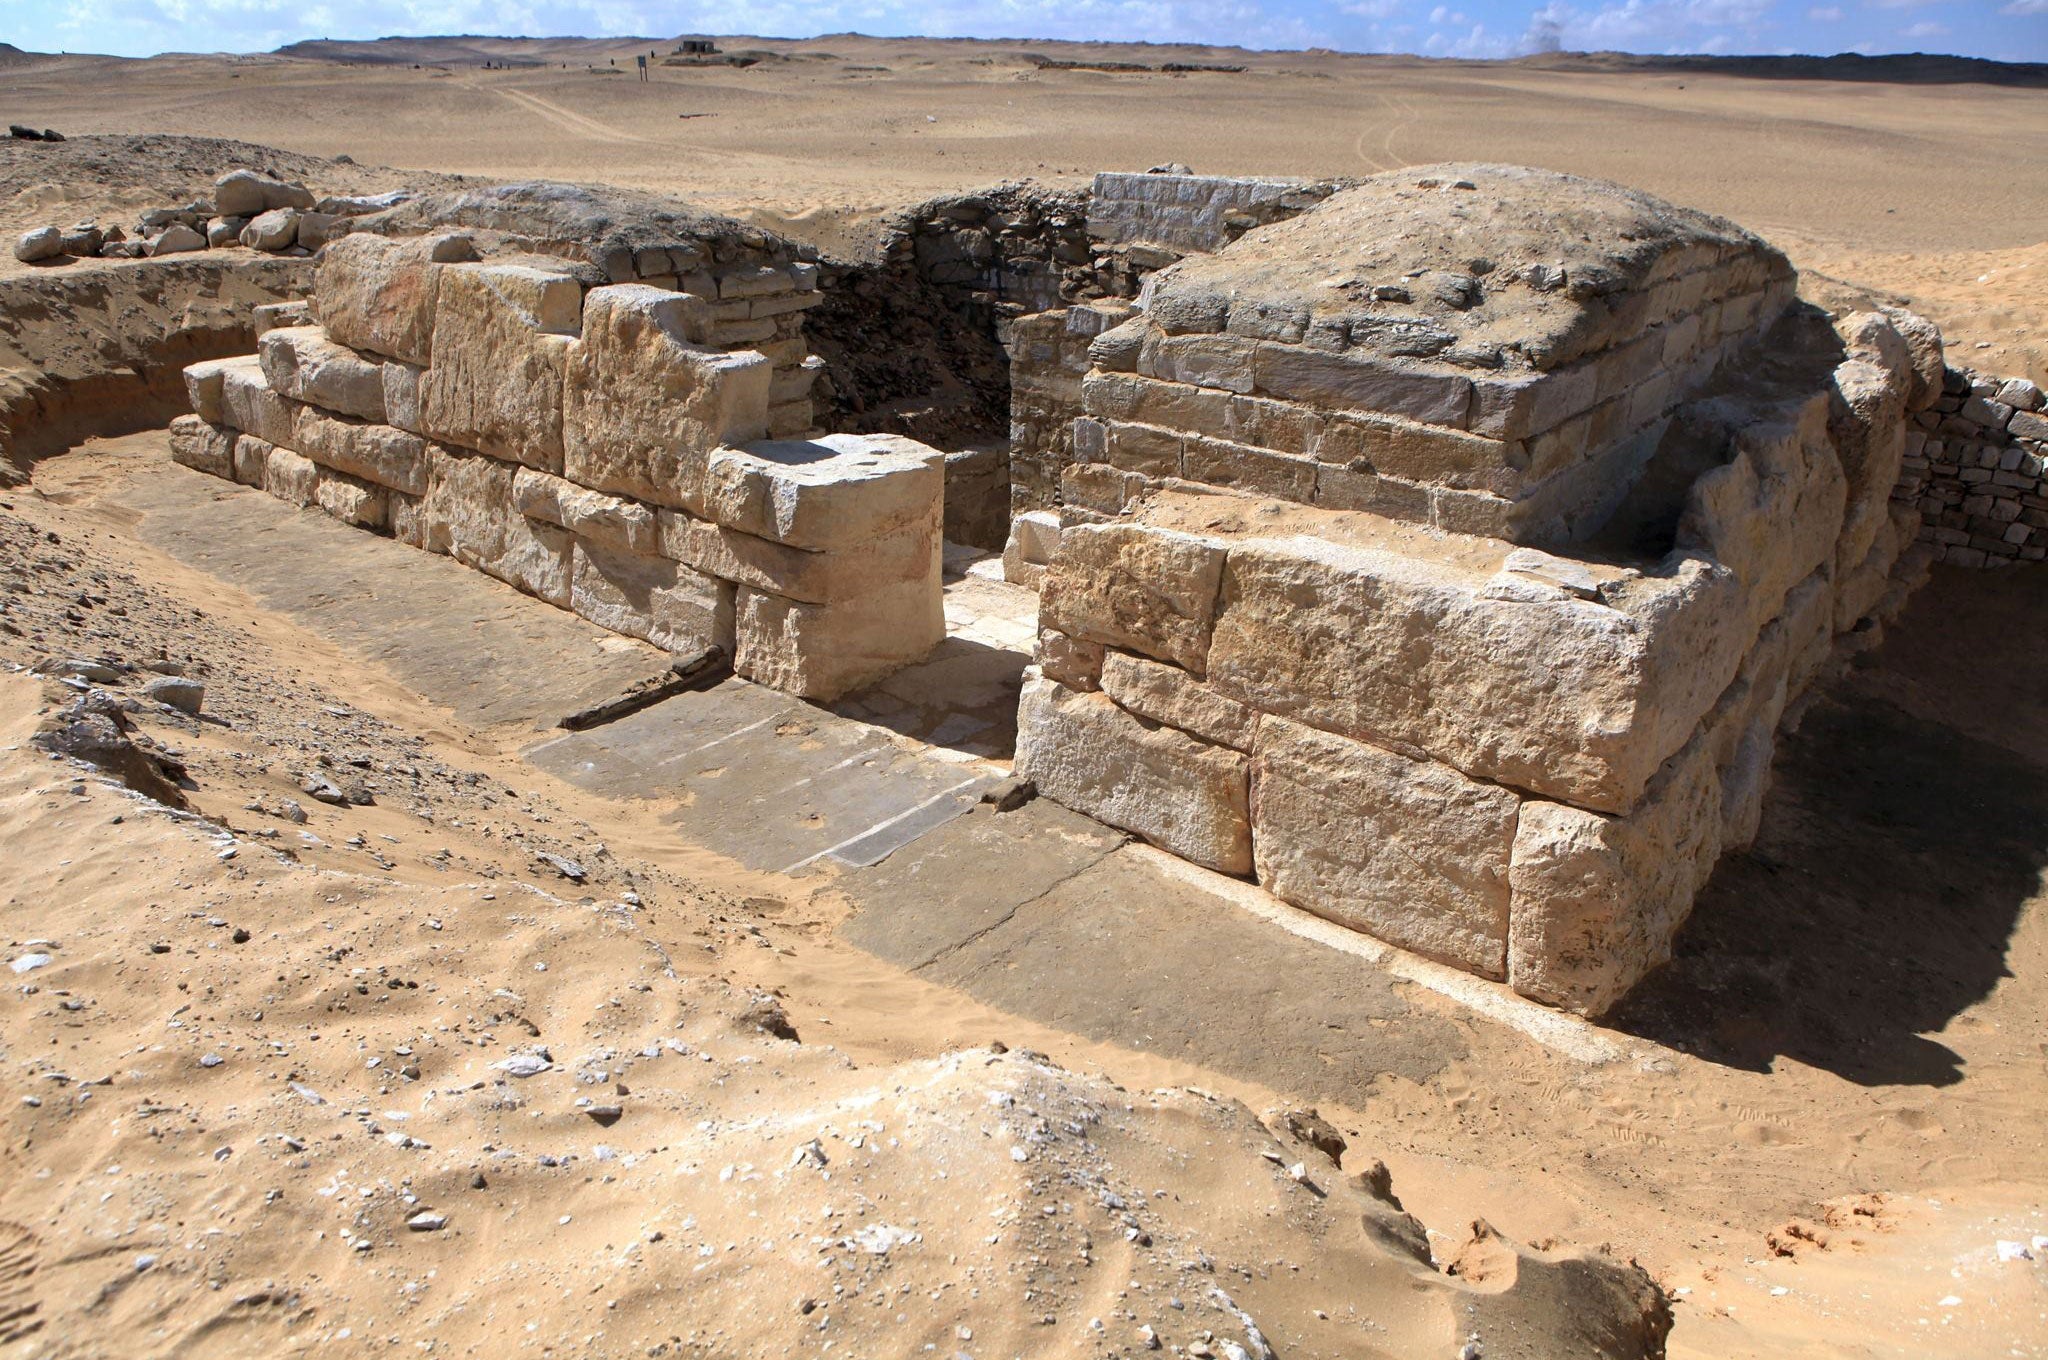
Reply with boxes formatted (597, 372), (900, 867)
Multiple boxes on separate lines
(172, 230), (946, 702)
(1009, 165), (1934, 1015)
(1894, 365), (2048, 566)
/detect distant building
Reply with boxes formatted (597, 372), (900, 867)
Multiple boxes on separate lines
(673, 39), (718, 55)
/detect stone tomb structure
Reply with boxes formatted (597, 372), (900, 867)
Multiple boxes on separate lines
(172, 228), (946, 702)
(1010, 165), (1934, 1014)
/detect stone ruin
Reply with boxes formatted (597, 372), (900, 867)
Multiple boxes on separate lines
(171, 179), (946, 701)
(1003, 164), (1957, 1014)
(155, 161), (2043, 1017)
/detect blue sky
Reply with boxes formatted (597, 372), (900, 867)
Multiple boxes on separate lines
(7, 0), (2045, 62)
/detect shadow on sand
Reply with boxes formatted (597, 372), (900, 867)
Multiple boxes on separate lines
(1611, 567), (2048, 1086)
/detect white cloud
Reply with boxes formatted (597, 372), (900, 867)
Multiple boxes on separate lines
(1806, 4), (1844, 18)
(1900, 17), (1951, 33)
(1998, 0), (2048, 13)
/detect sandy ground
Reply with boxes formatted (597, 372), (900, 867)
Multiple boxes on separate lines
(0, 34), (2045, 1359)
(1, 37), (2044, 379)
(2, 425), (2045, 1357)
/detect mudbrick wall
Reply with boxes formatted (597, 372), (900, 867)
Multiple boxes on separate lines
(1896, 366), (2048, 566)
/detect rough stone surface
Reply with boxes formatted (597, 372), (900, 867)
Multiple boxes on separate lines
(1015, 673), (1252, 875)
(259, 325), (386, 422)
(1038, 521), (1227, 674)
(704, 433), (945, 550)
(562, 284), (771, 510)
(1253, 716), (1518, 977)
(1098, 650), (1258, 751)
(420, 263), (580, 473)
(314, 233), (456, 366)
(734, 576), (944, 701)
(571, 539), (736, 656)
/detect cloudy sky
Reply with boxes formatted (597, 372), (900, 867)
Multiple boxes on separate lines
(8, 0), (2045, 62)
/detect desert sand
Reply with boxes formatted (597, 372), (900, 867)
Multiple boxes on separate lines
(1, 34), (2046, 1360)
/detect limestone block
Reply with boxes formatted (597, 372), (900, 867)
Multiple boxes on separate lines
(258, 326), (386, 422)
(262, 446), (321, 508)
(387, 491), (435, 553)
(382, 361), (424, 433)
(1507, 733), (1723, 1015)
(240, 209), (299, 252)
(182, 357), (241, 424)
(1252, 717), (1518, 977)
(314, 234), (455, 366)
(168, 415), (235, 479)
(231, 434), (271, 486)
(1250, 344), (1473, 428)
(1014, 673), (1252, 875)
(571, 540), (735, 656)
(214, 169), (313, 217)
(1099, 651), (1258, 752)
(1676, 398), (1846, 637)
(1038, 521), (1227, 674)
(218, 357), (299, 448)
(1038, 627), (1105, 691)
(1206, 533), (1746, 815)
(704, 433), (945, 551)
(252, 300), (310, 336)
(1003, 509), (1061, 588)
(734, 577), (944, 701)
(291, 406), (429, 495)
(416, 447), (572, 604)
(419, 263), (579, 473)
(513, 468), (659, 555)
(658, 510), (939, 607)
(314, 471), (388, 529)
(562, 285), (771, 511)
(296, 211), (349, 251)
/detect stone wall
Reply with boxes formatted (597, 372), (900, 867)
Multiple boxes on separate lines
(1087, 170), (1339, 256)
(1007, 165), (1938, 1017)
(171, 230), (946, 702)
(1895, 365), (2048, 567)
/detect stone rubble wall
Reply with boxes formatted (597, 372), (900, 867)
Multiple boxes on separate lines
(1894, 366), (2048, 567)
(1014, 310), (1929, 1016)
(171, 231), (946, 702)
(1086, 171), (1340, 256)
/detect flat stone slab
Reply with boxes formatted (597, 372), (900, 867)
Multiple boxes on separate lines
(527, 678), (1007, 875)
(126, 461), (667, 730)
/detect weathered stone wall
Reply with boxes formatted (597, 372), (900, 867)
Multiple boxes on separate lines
(1009, 169), (1937, 1017)
(172, 230), (946, 702)
(1019, 308), (1923, 1014)
(1087, 170), (1339, 256)
(1896, 366), (2048, 566)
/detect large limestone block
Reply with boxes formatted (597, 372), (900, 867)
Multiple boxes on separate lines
(382, 361), (424, 433)
(1014, 673), (1252, 875)
(1099, 650), (1258, 752)
(513, 468), (660, 556)
(182, 356), (243, 424)
(562, 285), (771, 511)
(1252, 717), (1519, 977)
(258, 325), (386, 422)
(231, 434), (272, 487)
(1207, 534), (1745, 815)
(1038, 521), (1227, 674)
(314, 470), (389, 529)
(419, 263), (579, 473)
(1507, 732), (1723, 1015)
(415, 447), (572, 605)
(262, 446), (321, 508)
(314, 234), (461, 366)
(658, 510), (939, 607)
(572, 540), (736, 656)
(218, 357), (300, 449)
(214, 169), (313, 217)
(1677, 398), (1846, 638)
(1250, 344), (1473, 428)
(704, 433), (945, 551)
(292, 406), (430, 495)
(733, 577), (944, 701)
(168, 415), (236, 479)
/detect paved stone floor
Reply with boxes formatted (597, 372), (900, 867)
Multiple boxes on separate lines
(116, 449), (1617, 1107)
